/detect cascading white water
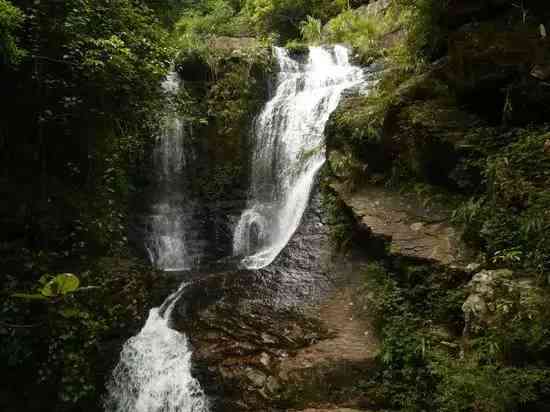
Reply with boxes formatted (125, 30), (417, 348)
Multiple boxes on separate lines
(105, 73), (208, 412)
(233, 45), (364, 269)
(104, 284), (209, 412)
(145, 72), (189, 271)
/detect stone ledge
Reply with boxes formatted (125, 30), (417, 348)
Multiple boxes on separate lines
(332, 182), (473, 268)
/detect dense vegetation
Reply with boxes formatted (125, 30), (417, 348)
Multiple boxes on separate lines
(322, 1), (550, 411)
(1, 0), (549, 411)
(1, 1), (174, 410)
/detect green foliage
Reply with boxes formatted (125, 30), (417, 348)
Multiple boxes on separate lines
(435, 359), (550, 412)
(320, 182), (358, 251)
(242, 0), (342, 40)
(175, 0), (242, 44)
(361, 260), (550, 411)
(1, 260), (162, 410)
(392, 0), (449, 62)
(0, 0), (173, 257)
(299, 15), (322, 44)
(453, 128), (550, 277)
(0, 0), (25, 65)
(13, 273), (81, 300)
(322, 9), (387, 64)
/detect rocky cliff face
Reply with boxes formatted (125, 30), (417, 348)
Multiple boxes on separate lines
(131, 38), (273, 264)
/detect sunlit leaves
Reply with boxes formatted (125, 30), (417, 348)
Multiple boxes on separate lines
(12, 273), (81, 300)
(0, 0), (26, 65)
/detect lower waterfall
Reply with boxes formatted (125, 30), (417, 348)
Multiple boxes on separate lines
(104, 284), (209, 412)
(233, 45), (364, 269)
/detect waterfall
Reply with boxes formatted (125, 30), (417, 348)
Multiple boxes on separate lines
(104, 284), (209, 412)
(145, 72), (190, 271)
(105, 72), (208, 412)
(233, 45), (364, 269)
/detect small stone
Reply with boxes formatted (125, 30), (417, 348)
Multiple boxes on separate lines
(531, 64), (550, 81)
(246, 368), (266, 388)
(410, 222), (424, 231)
(261, 332), (276, 344)
(266, 376), (281, 394)
(259, 352), (270, 367)
(466, 262), (481, 273)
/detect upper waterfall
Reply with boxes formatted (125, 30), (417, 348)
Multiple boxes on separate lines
(145, 72), (190, 271)
(233, 45), (365, 269)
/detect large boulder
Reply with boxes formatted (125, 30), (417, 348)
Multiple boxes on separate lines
(462, 269), (542, 336)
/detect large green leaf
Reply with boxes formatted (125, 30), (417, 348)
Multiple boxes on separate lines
(41, 273), (80, 297)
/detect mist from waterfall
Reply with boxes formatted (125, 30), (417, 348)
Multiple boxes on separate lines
(233, 45), (364, 269)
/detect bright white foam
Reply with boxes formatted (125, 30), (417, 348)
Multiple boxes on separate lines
(104, 285), (209, 412)
(233, 45), (364, 269)
(145, 73), (189, 271)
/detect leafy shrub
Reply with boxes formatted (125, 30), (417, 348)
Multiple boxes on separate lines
(362, 259), (550, 411)
(1, 260), (163, 410)
(242, 0), (343, 40)
(392, 0), (449, 62)
(320, 182), (357, 251)
(0, 0), (25, 65)
(322, 9), (387, 63)
(434, 359), (550, 412)
(299, 15), (322, 44)
(453, 128), (550, 277)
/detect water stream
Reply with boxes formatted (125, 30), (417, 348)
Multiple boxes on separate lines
(145, 72), (190, 271)
(107, 46), (365, 410)
(104, 284), (209, 412)
(233, 45), (364, 269)
(105, 73), (208, 412)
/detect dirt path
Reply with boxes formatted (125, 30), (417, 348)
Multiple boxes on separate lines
(282, 288), (378, 371)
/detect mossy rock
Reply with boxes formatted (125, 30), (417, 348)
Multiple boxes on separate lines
(446, 16), (550, 123)
(325, 93), (389, 176)
(386, 95), (483, 185)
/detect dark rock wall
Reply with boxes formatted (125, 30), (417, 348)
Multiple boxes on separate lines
(130, 42), (273, 265)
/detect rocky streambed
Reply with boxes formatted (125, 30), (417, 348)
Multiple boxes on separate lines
(169, 193), (380, 411)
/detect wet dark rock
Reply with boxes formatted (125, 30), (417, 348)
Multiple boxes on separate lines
(167, 194), (379, 411)
(446, 0), (511, 28)
(531, 63), (550, 81)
